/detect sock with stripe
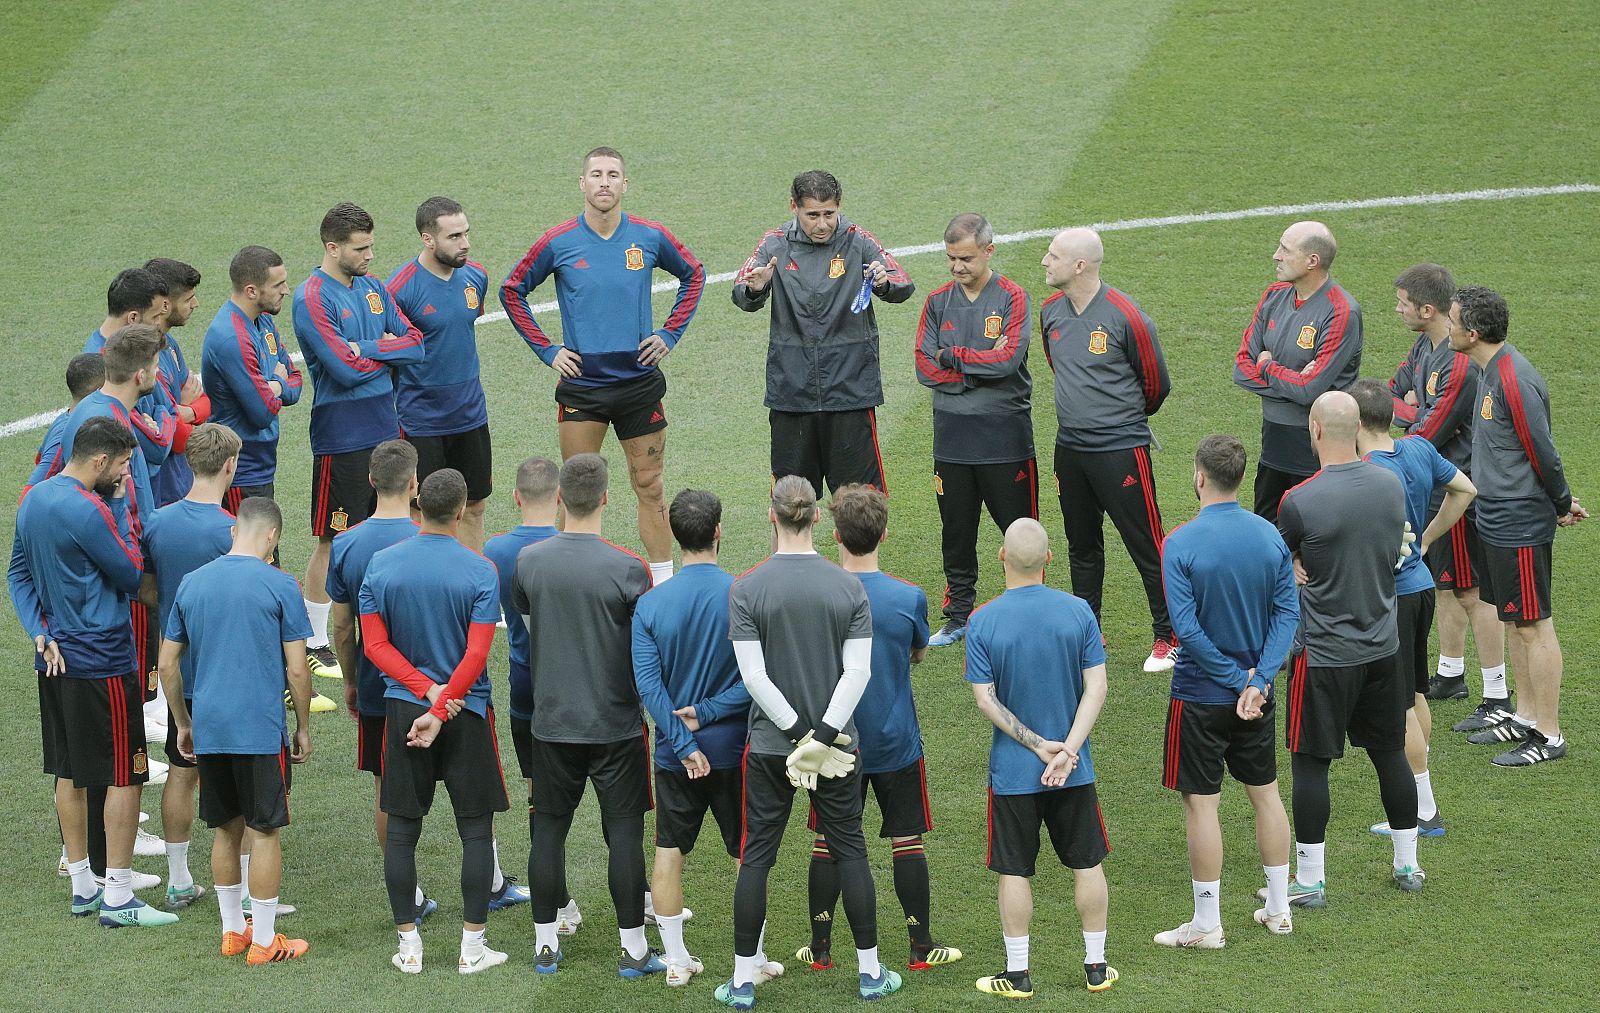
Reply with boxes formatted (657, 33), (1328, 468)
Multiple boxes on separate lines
(1482, 664), (1508, 700)
(1294, 843), (1325, 888)
(250, 896), (278, 947)
(892, 837), (933, 949)
(304, 598), (330, 650)
(1004, 934), (1029, 974)
(807, 836), (837, 953)
(649, 561), (674, 586)
(217, 882), (246, 935)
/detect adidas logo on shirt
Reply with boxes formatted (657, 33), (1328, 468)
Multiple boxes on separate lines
(422, 304), (437, 315)
(575, 258), (590, 269)
(785, 260), (799, 271)
(941, 320), (956, 331)
(341, 308), (354, 318)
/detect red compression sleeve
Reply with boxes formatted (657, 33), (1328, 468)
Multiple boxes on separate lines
(359, 612), (436, 702)
(431, 622), (496, 719)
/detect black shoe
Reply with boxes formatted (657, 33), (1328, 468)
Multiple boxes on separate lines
(1085, 962), (1118, 993)
(1425, 674), (1469, 700)
(1453, 698), (1515, 733)
(1466, 718), (1531, 745)
(976, 969), (1033, 999)
(928, 621), (967, 648)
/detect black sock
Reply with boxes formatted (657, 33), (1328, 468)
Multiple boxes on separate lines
(1369, 747), (1419, 831)
(892, 838), (933, 948)
(807, 835), (838, 952)
(457, 811), (493, 924)
(383, 814), (423, 924)
(530, 810), (573, 923)
(602, 814), (646, 930)
(733, 863), (770, 957)
(835, 856), (878, 953)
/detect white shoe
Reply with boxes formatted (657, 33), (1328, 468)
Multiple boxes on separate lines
(643, 896), (691, 925)
(144, 715), (167, 745)
(665, 955), (704, 986)
(393, 942), (423, 974)
(1154, 921), (1225, 949)
(1143, 638), (1180, 673)
(134, 827), (166, 857)
(557, 900), (583, 936)
(97, 871), (162, 891)
(754, 958), (785, 985)
(1253, 907), (1293, 934)
(459, 944), (508, 974)
(146, 758), (169, 785)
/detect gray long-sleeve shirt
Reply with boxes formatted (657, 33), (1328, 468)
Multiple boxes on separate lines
(914, 272), (1033, 465)
(1472, 342), (1572, 546)
(1387, 332), (1477, 475)
(1040, 283), (1170, 452)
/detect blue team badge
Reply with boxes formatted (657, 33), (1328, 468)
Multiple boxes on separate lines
(849, 265), (873, 315)
(625, 245), (645, 270)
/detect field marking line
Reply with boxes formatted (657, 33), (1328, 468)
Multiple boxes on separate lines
(4, 182), (1594, 442)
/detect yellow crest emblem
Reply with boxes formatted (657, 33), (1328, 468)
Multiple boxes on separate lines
(983, 315), (1003, 340)
(625, 245), (645, 271)
(264, 329), (279, 355)
(147, 666), (158, 693)
(365, 291), (384, 314)
(1296, 324), (1317, 350)
(330, 509), (349, 532)
(933, 473), (945, 497)
(829, 257), (846, 279)
(1480, 394), (1493, 421)
(132, 751), (148, 775)
(1426, 370), (1439, 397)
(464, 285), (479, 310)
(1088, 329), (1109, 355)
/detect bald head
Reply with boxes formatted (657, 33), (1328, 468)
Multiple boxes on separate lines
(1002, 518), (1051, 574)
(1284, 220), (1336, 268)
(1043, 227), (1104, 288)
(1310, 390), (1360, 447)
(1057, 228), (1103, 264)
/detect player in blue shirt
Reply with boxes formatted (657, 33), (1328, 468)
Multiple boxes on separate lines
(801, 485), (963, 974)
(630, 489), (757, 986)
(1351, 381), (1477, 839)
(295, 203), (425, 680)
(160, 495), (313, 963)
(387, 196), (493, 550)
(500, 147), (705, 585)
(143, 258), (213, 507)
(966, 519), (1113, 999)
(28, 353), (104, 492)
(1155, 435), (1298, 946)
(358, 469), (509, 976)
(82, 268), (178, 483)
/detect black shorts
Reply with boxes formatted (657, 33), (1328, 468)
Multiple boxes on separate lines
(769, 408), (886, 496)
(1162, 699), (1277, 795)
(1478, 541), (1553, 622)
(654, 765), (743, 857)
(1396, 589), (1437, 701)
(556, 371), (667, 441)
(510, 715), (535, 781)
(528, 729), (653, 819)
(1426, 514), (1483, 591)
(357, 712), (385, 774)
(40, 672), (149, 788)
(739, 748), (867, 870)
(223, 483), (279, 565)
(165, 699), (197, 768)
(197, 750), (291, 832)
(379, 699), (510, 819)
(407, 424), (493, 503)
(1253, 462), (1313, 523)
(1284, 652), (1407, 758)
(311, 448), (378, 537)
(809, 757), (933, 839)
(986, 783), (1110, 876)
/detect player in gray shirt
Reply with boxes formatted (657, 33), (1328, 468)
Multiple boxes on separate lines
(716, 476), (899, 1008)
(1276, 392), (1422, 903)
(509, 453), (663, 978)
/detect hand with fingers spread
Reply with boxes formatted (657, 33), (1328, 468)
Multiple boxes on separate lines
(741, 255), (780, 294)
(637, 334), (670, 367)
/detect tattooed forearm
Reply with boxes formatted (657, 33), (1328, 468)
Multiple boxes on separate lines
(986, 684), (1043, 750)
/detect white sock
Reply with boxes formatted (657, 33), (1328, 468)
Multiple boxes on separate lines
(490, 839), (505, 893)
(560, 898), (580, 918)
(657, 912), (688, 964)
(399, 927), (421, 949)
(165, 841), (193, 890)
(1546, 733), (1565, 748)
(68, 857), (96, 898)
(239, 852), (251, 888)
(1436, 655), (1464, 677)
(1004, 934), (1030, 973)
(1192, 879), (1221, 931)
(856, 945), (880, 979)
(414, 885), (425, 907)
(1482, 664), (1508, 700)
(733, 952), (757, 988)
(1263, 863), (1290, 915)
(649, 561), (674, 586)
(304, 598), (331, 649)
(1083, 929), (1106, 965)
(1512, 712), (1536, 728)
(218, 883), (245, 934)
(1391, 827), (1419, 870)
(534, 921), (559, 952)
(104, 867), (134, 906)
(250, 896), (278, 947)
(462, 927), (485, 954)
(755, 919), (769, 965)
(643, 889), (654, 912)
(620, 923), (647, 961)
(1415, 770), (1438, 821)
(1294, 841), (1325, 887)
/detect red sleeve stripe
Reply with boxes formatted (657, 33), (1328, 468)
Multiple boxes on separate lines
(1104, 287), (1161, 405)
(385, 260), (419, 299)
(501, 219), (578, 346)
(306, 276), (381, 373)
(739, 229), (785, 278)
(1235, 282), (1290, 382)
(600, 537), (656, 589)
(1388, 351), (1418, 423)
(1265, 286), (1350, 386)
(1414, 353), (1466, 440)
(73, 485), (143, 570)
(634, 218), (705, 333)
(851, 226), (910, 283)
(1497, 356), (1544, 480)
(232, 310), (281, 413)
(914, 284), (961, 383)
(127, 404), (175, 445)
(952, 277), (1027, 363)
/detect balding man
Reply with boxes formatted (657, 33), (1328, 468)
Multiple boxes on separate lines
(1233, 222), (1364, 520)
(967, 519), (1115, 998)
(1040, 229), (1174, 672)
(1275, 392), (1421, 906)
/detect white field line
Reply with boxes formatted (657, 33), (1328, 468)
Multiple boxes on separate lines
(5, 182), (1594, 442)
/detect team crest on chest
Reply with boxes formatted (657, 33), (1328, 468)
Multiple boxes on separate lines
(1088, 329), (1109, 355)
(365, 292), (384, 314)
(829, 257), (846, 279)
(264, 329), (278, 355)
(1426, 370), (1439, 397)
(331, 508), (349, 532)
(983, 314), (1003, 340)
(625, 245), (645, 271)
(464, 285), (479, 310)
(1296, 324), (1317, 349)
(1480, 395), (1494, 421)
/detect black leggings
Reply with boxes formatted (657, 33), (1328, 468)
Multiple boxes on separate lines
(384, 811), (495, 925)
(1291, 748), (1417, 844)
(737, 854), (877, 956)
(530, 810), (645, 929)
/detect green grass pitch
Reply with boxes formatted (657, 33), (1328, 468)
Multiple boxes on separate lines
(1, 2), (1596, 1009)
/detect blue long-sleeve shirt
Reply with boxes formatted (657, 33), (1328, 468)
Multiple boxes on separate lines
(384, 258), (491, 437)
(10, 474), (143, 677)
(1162, 501), (1299, 704)
(201, 302), (303, 486)
(27, 392), (157, 536)
(153, 332), (196, 504)
(630, 562), (750, 770)
(84, 328), (177, 480)
(482, 524), (558, 720)
(500, 213), (704, 386)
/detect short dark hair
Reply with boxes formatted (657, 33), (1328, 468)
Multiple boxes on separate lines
(559, 454), (608, 516)
(669, 489), (721, 553)
(944, 213), (993, 247)
(68, 415), (136, 463)
(582, 146), (625, 172)
(184, 423), (242, 477)
(320, 202), (374, 245)
(417, 468), (467, 523)
(771, 474), (817, 533)
(229, 245), (284, 291)
(416, 195), (464, 236)
(1455, 284), (1509, 343)
(101, 323), (164, 383)
(65, 353), (105, 400)
(1194, 434), (1247, 493)
(1347, 378), (1395, 432)
(515, 455), (560, 502)
(791, 170), (842, 206)
(142, 258), (202, 294)
(368, 439), (418, 496)
(1393, 263), (1454, 314)
(106, 268), (168, 317)
(828, 484), (888, 556)
(235, 495), (282, 533)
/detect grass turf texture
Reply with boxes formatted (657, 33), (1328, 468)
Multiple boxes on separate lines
(1, 1), (1596, 1008)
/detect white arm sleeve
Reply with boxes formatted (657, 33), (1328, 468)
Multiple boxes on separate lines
(820, 636), (873, 734)
(733, 638), (799, 733)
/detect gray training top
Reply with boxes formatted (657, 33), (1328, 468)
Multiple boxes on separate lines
(1039, 283), (1170, 452)
(511, 531), (652, 744)
(1277, 460), (1405, 667)
(1471, 342), (1572, 546)
(729, 553), (872, 757)
(914, 272), (1034, 465)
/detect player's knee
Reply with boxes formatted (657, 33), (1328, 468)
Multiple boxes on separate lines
(629, 463), (664, 500)
(464, 498), (487, 517)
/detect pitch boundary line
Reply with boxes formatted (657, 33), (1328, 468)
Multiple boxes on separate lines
(4, 182), (1594, 441)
